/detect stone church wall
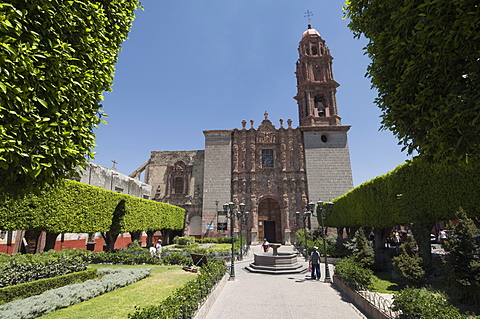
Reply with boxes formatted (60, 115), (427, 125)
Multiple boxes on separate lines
(303, 128), (353, 229)
(202, 130), (233, 238)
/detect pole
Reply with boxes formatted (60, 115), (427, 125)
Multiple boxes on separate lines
(239, 216), (243, 260)
(321, 211), (331, 283)
(304, 216), (308, 262)
(230, 209), (235, 280)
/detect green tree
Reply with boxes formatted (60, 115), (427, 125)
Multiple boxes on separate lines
(343, 1), (480, 164)
(0, 0), (139, 197)
(393, 236), (425, 285)
(351, 228), (375, 269)
(444, 209), (480, 306)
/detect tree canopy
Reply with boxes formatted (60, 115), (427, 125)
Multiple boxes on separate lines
(343, 0), (480, 164)
(0, 0), (139, 196)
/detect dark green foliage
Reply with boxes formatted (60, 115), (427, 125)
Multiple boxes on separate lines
(0, 268), (97, 303)
(392, 287), (466, 319)
(392, 237), (425, 285)
(443, 209), (480, 306)
(0, 0), (140, 197)
(334, 256), (374, 290)
(344, 1), (480, 165)
(90, 252), (162, 265)
(162, 251), (192, 266)
(0, 249), (91, 287)
(352, 228), (375, 269)
(0, 179), (185, 234)
(128, 259), (226, 319)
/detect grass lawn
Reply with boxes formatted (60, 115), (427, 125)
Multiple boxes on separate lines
(371, 271), (403, 293)
(39, 264), (198, 319)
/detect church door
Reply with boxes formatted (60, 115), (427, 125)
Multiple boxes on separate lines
(264, 221), (276, 243)
(258, 198), (282, 244)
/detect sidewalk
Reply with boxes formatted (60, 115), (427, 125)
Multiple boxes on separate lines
(203, 245), (367, 319)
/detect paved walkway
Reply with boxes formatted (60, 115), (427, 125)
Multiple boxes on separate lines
(204, 245), (367, 319)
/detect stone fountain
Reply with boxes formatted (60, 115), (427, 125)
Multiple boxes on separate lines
(245, 244), (307, 275)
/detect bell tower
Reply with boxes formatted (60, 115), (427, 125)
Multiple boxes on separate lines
(296, 23), (354, 224)
(294, 24), (341, 127)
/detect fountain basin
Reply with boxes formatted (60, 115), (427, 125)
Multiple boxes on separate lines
(245, 253), (307, 275)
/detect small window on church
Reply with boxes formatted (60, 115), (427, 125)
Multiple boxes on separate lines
(174, 177), (184, 194)
(262, 149), (274, 168)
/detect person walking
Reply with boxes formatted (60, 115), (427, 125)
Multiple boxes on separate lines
(262, 238), (269, 252)
(310, 246), (321, 280)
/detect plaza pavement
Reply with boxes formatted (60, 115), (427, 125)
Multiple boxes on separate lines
(203, 245), (367, 319)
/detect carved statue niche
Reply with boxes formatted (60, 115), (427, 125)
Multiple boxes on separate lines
(167, 161), (191, 196)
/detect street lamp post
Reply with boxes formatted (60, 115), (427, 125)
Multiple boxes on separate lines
(308, 200), (334, 283)
(222, 202), (247, 280)
(296, 210), (311, 262)
(236, 203), (249, 260)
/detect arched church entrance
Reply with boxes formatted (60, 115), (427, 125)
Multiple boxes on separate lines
(258, 198), (282, 243)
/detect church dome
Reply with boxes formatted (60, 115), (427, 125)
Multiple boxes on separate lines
(302, 25), (320, 39)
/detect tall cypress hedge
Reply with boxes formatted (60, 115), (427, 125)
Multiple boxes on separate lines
(0, 179), (185, 233)
(327, 160), (480, 228)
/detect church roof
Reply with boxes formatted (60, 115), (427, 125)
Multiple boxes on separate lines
(302, 25), (320, 39)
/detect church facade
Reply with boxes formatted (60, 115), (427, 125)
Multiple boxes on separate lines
(131, 25), (353, 245)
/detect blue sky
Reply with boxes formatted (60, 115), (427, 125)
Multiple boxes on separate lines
(93, 0), (412, 187)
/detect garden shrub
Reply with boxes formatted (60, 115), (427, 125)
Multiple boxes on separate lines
(0, 268), (97, 303)
(0, 268), (150, 319)
(90, 251), (162, 265)
(0, 253), (10, 263)
(173, 236), (196, 246)
(128, 259), (226, 319)
(334, 256), (374, 290)
(162, 251), (191, 266)
(392, 237), (425, 285)
(0, 249), (91, 287)
(392, 287), (466, 319)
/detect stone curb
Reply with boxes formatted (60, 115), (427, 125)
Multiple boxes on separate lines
(193, 273), (229, 319)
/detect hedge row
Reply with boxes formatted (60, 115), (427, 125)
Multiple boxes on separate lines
(0, 179), (185, 233)
(0, 268), (97, 303)
(328, 159), (480, 228)
(0, 249), (91, 287)
(0, 268), (151, 319)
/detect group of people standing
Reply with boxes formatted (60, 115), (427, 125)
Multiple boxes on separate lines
(149, 239), (162, 258)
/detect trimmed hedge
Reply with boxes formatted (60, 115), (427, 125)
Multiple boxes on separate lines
(0, 268), (151, 319)
(0, 249), (91, 287)
(91, 251), (163, 265)
(0, 179), (185, 233)
(0, 268), (97, 303)
(328, 159), (480, 228)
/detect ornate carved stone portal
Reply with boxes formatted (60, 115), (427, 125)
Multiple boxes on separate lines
(231, 114), (307, 245)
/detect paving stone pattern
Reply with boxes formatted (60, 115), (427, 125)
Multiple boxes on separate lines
(204, 245), (367, 319)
